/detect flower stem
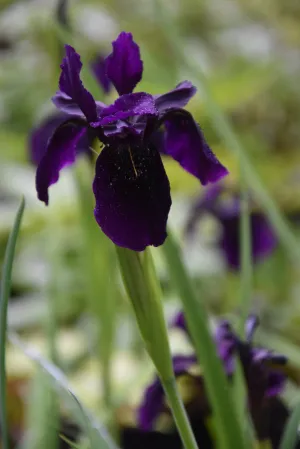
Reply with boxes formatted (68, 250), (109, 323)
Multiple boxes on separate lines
(116, 246), (198, 449)
(162, 376), (198, 449)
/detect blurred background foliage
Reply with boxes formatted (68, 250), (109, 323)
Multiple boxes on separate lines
(1, 0), (300, 447)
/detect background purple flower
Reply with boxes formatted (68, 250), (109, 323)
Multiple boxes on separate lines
(215, 315), (287, 400)
(186, 183), (277, 269)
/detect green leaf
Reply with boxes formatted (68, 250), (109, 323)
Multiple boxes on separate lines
(0, 196), (25, 449)
(279, 402), (300, 449)
(9, 333), (118, 449)
(162, 231), (247, 449)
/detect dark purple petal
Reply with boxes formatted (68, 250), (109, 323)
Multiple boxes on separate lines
(52, 45), (97, 122)
(105, 32), (143, 95)
(137, 378), (164, 430)
(251, 214), (277, 262)
(173, 355), (197, 375)
(93, 143), (171, 251)
(150, 129), (166, 154)
(266, 372), (286, 397)
(171, 311), (188, 333)
(245, 315), (259, 343)
(93, 92), (157, 126)
(155, 81), (197, 113)
(221, 213), (277, 269)
(269, 354), (288, 365)
(29, 112), (90, 166)
(215, 321), (236, 375)
(36, 120), (85, 205)
(29, 112), (67, 166)
(90, 54), (111, 94)
(163, 110), (228, 185)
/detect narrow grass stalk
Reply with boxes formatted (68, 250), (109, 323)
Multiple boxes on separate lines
(0, 197), (25, 449)
(162, 377), (199, 449)
(9, 333), (118, 449)
(154, 0), (300, 262)
(116, 246), (198, 449)
(238, 162), (253, 334)
(162, 231), (247, 449)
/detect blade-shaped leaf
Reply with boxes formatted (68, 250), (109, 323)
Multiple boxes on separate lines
(162, 231), (247, 449)
(0, 197), (25, 449)
(9, 333), (118, 449)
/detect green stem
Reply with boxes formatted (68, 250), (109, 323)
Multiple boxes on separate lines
(116, 247), (198, 449)
(162, 377), (198, 449)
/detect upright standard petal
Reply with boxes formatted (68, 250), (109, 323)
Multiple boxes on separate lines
(105, 32), (143, 95)
(36, 120), (85, 205)
(52, 45), (97, 122)
(155, 81), (197, 113)
(90, 54), (111, 94)
(93, 143), (171, 251)
(163, 110), (228, 185)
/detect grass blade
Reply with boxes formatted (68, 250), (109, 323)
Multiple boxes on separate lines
(9, 333), (118, 449)
(279, 402), (300, 449)
(0, 197), (25, 449)
(162, 231), (246, 449)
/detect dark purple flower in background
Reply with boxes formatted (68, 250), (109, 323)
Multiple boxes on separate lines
(215, 315), (287, 399)
(138, 355), (197, 430)
(216, 316), (289, 447)
(129, 354), (212, 449)
(35, 31), (228, 251)
(172, 312), (287, 400)
(172, 311), (291, 448)
(186, 183), (277, 268)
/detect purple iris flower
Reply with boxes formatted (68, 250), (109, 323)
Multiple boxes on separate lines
(216, 316), (287, 400)
(173, 311), (287, 400)
(171, 311), (290, 447)
(35, 31), (228, 251)
(186, 183), (277, 268)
